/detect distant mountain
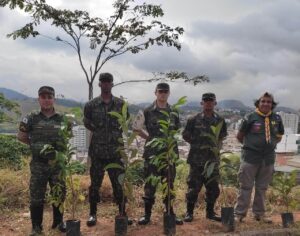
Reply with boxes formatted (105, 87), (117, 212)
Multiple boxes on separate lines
(217, 99), (250, 111)
(183, 99), (250, 111)
(0, 87), (82, 107)
(0, 87), (30, 100)
(275, 106), (299, 115)
(136, 102), (151, 108)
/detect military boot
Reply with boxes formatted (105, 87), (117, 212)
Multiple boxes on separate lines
(87, 202), (97, 227)
(30, 206), (44, 236)
(206, 203), (221, 222)
(138, 201), (153, 225)
(118, 203), (133, 225)
(184, 202), (195, 222)
(51, 205), (66, 232)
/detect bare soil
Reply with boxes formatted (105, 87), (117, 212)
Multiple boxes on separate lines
(1, 205), (299, 236)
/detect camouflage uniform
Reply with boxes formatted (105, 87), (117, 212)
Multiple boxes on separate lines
(83, 96), (126, 210)
(141, 102), (180, 206)
(183, 112), (227, 206)
(19, 111), (66, 229)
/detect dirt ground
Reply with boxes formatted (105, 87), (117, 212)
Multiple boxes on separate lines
(1, 205), (300, 236)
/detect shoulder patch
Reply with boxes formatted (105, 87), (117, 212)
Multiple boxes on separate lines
(22, 117), (28, 124)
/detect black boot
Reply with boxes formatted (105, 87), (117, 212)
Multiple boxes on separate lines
(30, 206), (44, 236)
(51, 205), (66, 232)
(118, 203), (133, 225)
(138, 201), (153, 225)
(206, 202), (221, 222)
(87, 202), (97, 227)
(184, 202), (195, 222)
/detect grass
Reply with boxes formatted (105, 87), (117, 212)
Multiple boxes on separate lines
(1, 161), (300, 235)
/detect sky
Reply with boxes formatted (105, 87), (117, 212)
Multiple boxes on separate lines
(1, 0), (300, 108)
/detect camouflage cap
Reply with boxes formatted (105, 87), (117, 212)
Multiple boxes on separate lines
(156, 82), (170, 91)
(38, 86), (55, 96)
(202, 92), (216, 101)
(99, 73), (113, 82)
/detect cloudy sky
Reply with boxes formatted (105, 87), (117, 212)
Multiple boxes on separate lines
(1, 0), (300, 108)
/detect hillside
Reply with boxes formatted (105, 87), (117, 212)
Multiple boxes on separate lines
(0, 87), (83, 108)
(0, 87), (29, 100)
(1, 87), (299, 116)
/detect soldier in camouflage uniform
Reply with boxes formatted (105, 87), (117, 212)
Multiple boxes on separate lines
(17, 86), (66, 235)
(133, 83), (183, 225)
(183, 93), (227, 222)
(84, 73), (132, 226)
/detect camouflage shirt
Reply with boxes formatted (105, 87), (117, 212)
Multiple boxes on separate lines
(83, 96), (126, 158)
(135, 102), (181, 159)
(183, 112), (227, 165)
(19, 110), (63, 162)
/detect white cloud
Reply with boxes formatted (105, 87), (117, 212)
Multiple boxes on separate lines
(1, 0), (300, 109)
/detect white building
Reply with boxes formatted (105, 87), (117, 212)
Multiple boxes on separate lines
(277, 111), (299, 134)
(276, 134), (300, 153)
(70, 125), (89, 152)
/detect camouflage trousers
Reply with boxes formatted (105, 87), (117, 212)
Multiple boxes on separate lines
(186, 164), (220, 204)
(29, 160), (66, 207)
(89, 156), (125, 205)
(142, 158), (176, 206)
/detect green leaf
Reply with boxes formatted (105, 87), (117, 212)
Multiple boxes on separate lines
(109, 111), (123, 120)
(104, 163), (124, 170)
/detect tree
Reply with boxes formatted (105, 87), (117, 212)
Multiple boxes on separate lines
(0, 93), (20, 123)
(1, 0), (187, 100)
(114, 71), (209, 87)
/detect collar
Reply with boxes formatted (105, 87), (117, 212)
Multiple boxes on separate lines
(200, 111), (218, 119)
(255, 108), (272, 117)
(98, 95), (115, 105)
(39, 108), (58, 118)
(150, 101), (171, 111)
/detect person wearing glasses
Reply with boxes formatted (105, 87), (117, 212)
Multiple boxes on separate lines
(133, 82), (183, 225)
(234, 92), (284, 223)
(183, 93), (227, 222)
(17, 86), (66, 235)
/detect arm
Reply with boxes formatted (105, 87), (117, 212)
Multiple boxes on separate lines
(182, 118), (193, 143)
(17, 130), (30, 145)
(236, 131), (245, 144)
(218, 119), (228, 148)
(18, 116), (30, 145)
(83, 103), (97, 132)
(132, 110), (149, 140)
(236, 115), (249, 144)
(276, 115), (285, 143)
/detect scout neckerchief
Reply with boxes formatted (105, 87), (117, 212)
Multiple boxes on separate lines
(255, 108), (272, 143)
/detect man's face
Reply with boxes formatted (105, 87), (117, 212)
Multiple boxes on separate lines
(201, 98), (216, 111)
(99, 80), (113, 93)
(38, 93), (55, 110)
(258, 96), (273, 114)
(155, 89), (170, 103)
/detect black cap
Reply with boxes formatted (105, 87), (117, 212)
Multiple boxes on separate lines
(202, 92), (216, 101)
(99, 73), (113, 82)
(156, 83), (170, 91)
(38, 86), (55, 96)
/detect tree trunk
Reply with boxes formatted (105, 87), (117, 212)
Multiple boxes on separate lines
(88, 83), (93, 100)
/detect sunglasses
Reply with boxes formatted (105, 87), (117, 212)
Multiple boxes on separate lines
(157, 89), (169, 94)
